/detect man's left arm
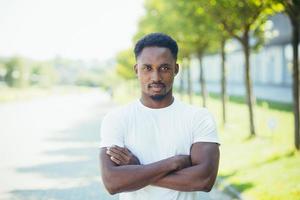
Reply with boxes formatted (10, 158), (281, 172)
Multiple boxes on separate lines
(152, 142), (220, 192)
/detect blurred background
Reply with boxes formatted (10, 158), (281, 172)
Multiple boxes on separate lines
(0, 0), (299, 199)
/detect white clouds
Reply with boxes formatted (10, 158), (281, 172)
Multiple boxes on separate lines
(0, 0), (144, 61)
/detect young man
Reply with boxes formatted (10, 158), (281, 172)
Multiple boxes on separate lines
(99, 33), (220, 200)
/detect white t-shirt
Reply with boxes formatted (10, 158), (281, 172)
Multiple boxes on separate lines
(100, 98), (220, 200)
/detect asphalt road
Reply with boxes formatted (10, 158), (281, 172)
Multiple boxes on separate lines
(0, 90), (231, 200)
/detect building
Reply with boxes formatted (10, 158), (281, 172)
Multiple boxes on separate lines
(189, 13), (297, 103)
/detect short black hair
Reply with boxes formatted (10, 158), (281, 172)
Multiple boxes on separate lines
(134, 33), (178, 60)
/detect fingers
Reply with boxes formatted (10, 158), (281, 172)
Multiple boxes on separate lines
(110, 156), (121, 165)
(109, 146), (129, 158)
(112, 145), (131, 153)
(106, 145), (136, 165)
(106, 148), (127, 164)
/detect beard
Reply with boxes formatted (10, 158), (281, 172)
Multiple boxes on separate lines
(149, 88), (172, 101)
(150, 93), (167, 101)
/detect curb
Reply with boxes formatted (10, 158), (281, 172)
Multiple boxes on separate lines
(215, 177), (244, 200)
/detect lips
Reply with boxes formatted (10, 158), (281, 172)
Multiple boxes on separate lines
(149, 83), (165, 92)
(149, 84), (165, 88)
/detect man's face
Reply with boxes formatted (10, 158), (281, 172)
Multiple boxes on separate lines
(134, 46), (179, 100)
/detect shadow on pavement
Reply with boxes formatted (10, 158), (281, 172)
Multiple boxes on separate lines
(11, 181), (117, 200)
(10, 104), (117, 200)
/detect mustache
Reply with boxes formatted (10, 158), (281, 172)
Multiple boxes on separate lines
(148, 82), (165, 88)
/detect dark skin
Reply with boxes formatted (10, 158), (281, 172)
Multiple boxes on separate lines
(100, 46), (220, 194)
(107, 143), (219, 191)
(134, 46), (179, 109)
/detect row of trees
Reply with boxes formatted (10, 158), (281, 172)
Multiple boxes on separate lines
(0, 57), (58, 88)
(116, 0), (300, 150)
(0, 56), (110, 88)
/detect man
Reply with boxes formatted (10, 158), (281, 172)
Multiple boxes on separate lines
(99, 33), (220, 200)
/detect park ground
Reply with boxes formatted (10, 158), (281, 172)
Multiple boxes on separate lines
(0, 87), (231, 200)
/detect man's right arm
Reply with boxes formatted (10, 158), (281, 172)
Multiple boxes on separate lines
(99, 147), (190, 195)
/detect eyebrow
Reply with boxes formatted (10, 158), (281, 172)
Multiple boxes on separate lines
(142, 64), (152, 67)
(142, 63), (171, 66)
(159, 63), (171, 67)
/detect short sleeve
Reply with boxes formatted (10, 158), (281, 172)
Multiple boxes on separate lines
(192, 108), (220, 144)
(99, 110), (125, 148)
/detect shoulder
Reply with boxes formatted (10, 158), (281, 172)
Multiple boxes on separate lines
(192, 107), (216, 125)
(102, 100), (138, 122)
(175, 99), (213, 117)
(175, 100), (216, 129)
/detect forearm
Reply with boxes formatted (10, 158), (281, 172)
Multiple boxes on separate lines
(106, 161), (176, 193)
(100, 149), (179, 194)
(153, 143), (220, 192)
(152, 164), (216, 192)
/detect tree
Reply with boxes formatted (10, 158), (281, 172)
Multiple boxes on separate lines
(0, 60), (6, 83)
(174, 1), (219, 107)
(30, 62), (58, 87)
(203, 0), (282, 136)
(116, 49), (136, 80)
(278, 0), (300, 150)
(220, 35), (229, 125)
(183, 58), (193, 104)
(197, 0), (230, 124)
(4, 56), (29, 88)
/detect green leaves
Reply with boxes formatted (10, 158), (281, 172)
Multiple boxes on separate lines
(116, 49), (136, 80)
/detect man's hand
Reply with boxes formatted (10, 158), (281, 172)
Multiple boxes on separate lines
(107, 145), (191, 169)
(172, 155), (191, 171)
(106, 145), (140, 165)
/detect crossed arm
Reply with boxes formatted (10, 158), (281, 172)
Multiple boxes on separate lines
(99, 142), (219, 195)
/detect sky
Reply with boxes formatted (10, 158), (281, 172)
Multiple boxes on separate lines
(0, 0), (145, 61)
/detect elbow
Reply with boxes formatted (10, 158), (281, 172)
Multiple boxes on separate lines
(107, 187), (118, 195)
(202, 177), (215, 192)
(192, 183), (213, 192)
(202, 184), (213, 192)
(101, 172), (121, 195)
(194, 176), (216, 192)
(103, 178), (120, 195)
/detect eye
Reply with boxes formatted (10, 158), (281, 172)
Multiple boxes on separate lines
(146, 66), (152, 71)
(160, 66), (170, 71)
(143, 65), (152, 71)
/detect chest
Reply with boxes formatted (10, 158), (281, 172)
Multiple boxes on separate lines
(124, 111), (192, 164)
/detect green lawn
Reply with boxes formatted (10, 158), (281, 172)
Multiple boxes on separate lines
(205, 96), (299, 200)
(113, 82), (300, 200)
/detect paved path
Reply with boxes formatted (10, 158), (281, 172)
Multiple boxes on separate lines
(0, 90), (231, 200)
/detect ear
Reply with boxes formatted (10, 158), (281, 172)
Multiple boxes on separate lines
(134, 64), (138, 75)
(174, 63), (179, 76)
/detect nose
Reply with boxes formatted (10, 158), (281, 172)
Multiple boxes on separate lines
(150, 70), (161, 82)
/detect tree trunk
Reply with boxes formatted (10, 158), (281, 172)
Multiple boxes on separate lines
(198, 54), (207, 107)
(186, 59), (193, 104)
(242, 32), (256, 136)
(221, 38), (227, 125)
(291, 20), (300, 150)
(179, 65), (185, 101)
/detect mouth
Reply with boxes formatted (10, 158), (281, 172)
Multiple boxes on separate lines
(149, 84), (165, 92)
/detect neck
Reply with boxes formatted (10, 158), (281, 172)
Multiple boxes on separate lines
(140, 91), (174, 109)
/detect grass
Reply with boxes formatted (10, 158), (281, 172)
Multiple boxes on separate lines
(183, 93), (299, 200)
(113, 82), (300, 200)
